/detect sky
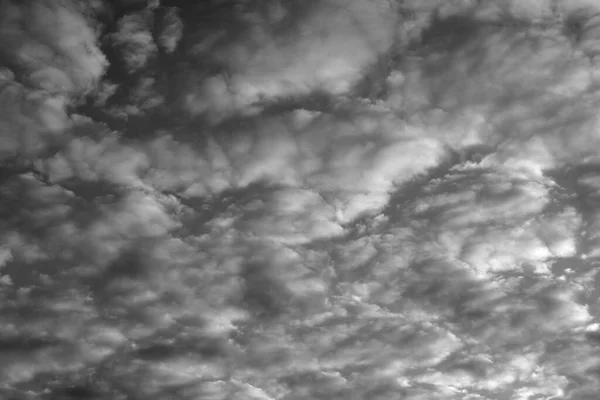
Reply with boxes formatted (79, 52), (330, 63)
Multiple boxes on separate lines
(1, 0), (600, 399)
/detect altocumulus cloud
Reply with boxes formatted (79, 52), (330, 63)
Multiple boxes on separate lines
(2, 0), (600, 399)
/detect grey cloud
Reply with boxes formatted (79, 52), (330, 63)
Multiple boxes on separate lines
(0, 0), (106, 160)
(156, 7), (183, 54)
(3, 1), (600, 399)
(0, 77), (69, 159)
(179, 0), (399, 120)
(108, 12), (157, 73)
(0, 1), (106, 93)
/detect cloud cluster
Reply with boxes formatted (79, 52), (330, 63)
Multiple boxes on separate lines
(2, 0), (600, 399)
(0, 0), (107, 160)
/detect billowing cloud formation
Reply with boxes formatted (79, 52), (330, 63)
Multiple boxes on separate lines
(3, 0), (600, 399)
(181, 0), (399, 121)
(108, 12), (157, 73)
(0, 0), (107, 159)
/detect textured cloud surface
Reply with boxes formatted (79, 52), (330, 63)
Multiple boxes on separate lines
(2, 0), (600, 399)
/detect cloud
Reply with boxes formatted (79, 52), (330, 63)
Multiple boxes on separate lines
(107, 12), (157, 74)
(0, 0), (106, 160)
(0, 1), (106, 93)
(3, 1), (600, 399)
(181, 0), (398, 120)
(156, 7), (183, 54)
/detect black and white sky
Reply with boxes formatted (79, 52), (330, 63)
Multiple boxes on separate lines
(2, 0), (600, 399)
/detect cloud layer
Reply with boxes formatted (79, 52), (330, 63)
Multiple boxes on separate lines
(2, 0), (600, 399)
